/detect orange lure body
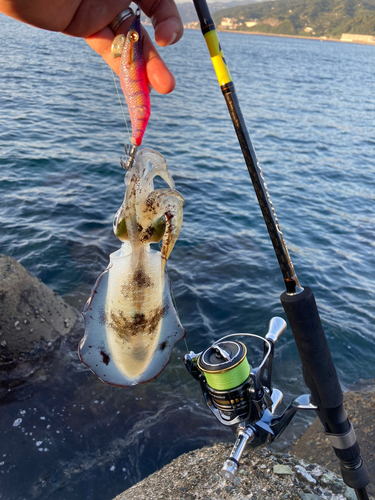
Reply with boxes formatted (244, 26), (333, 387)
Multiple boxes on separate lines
(119, 12), (151, 147)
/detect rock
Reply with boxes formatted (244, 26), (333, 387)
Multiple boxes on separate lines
(291, 381), (375, 497)
(0, 254), (79, 368)
(310, 467), (324, 482)
(331, 479), (345, 494)
(320, 473), (336, 488)
(294, 465), (316, 486)
(274, 464), (294, 475)
(299, 494), (322, 500)
(344, 487), (357, 500)
(112, 443), (359, 500)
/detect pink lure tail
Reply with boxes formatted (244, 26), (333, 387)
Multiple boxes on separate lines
(119, 12), (151, 147)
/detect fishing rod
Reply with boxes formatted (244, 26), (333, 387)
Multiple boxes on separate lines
(184, 0), (371, 497)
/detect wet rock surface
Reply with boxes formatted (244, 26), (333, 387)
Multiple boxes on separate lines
(113, 444), (367, 500)
(0, 254), (80, 383)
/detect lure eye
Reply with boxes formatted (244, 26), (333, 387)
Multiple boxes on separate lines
(129, 31), (139, 42)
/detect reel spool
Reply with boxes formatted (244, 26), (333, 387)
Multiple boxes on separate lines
(197, 341), (253, 423)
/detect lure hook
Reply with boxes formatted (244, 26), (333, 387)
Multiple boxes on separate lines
(121, 144), (138, 170)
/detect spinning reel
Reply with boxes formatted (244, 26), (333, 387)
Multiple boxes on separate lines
(184, 317), (318, 481)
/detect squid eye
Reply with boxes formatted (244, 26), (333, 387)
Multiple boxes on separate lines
(129, 31), (139, 42)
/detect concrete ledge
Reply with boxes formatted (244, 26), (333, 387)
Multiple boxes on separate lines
(113, 443), (364, 500)
(112, 385), (374, 499)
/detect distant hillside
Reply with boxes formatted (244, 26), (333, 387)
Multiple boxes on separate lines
(176, 0), (269, 25)
(211, 0), (375, 38)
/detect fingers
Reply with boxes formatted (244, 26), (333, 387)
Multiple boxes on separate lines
(141, 0), (183, 47)
(143, 29), (176, 94)
(154, 18), (181, 47)
(63, 0), (132, 37)
(85, 23), (176, 94)
(65, 0), (183, 46)
(83, 0), (183, 93)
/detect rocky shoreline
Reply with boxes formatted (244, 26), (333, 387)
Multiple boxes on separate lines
(1, 254), (373, 499)
(185, 27), (375, 46)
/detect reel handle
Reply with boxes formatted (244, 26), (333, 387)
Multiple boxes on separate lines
(265, 316), (286, 344)
(221, 427), (255, 482)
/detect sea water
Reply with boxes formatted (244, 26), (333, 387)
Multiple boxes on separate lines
(0, 14), (374, 500)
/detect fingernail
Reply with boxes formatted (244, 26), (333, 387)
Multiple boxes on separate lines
(167, 32), (177, 46)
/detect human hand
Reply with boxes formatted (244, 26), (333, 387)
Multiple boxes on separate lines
(0, 0), (183, 93)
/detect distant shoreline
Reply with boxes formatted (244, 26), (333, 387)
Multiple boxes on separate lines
(186, 27), (375, 46)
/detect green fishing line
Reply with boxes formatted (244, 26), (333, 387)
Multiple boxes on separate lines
(204, 357), (250, 391)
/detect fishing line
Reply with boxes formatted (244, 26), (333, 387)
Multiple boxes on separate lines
(111, 69), (132, 146)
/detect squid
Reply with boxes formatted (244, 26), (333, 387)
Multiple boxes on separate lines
(79, 148), (185, 386)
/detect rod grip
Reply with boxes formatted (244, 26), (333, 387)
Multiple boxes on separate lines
(280, 287), (370, 489)
(280, 287), (343, 410)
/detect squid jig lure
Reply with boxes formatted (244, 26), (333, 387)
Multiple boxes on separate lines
(112, 5), (151, 168)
